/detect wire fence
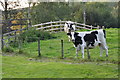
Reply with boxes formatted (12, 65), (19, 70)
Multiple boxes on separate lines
(3, 35), (80, 59)
(3, 33), (118, 60)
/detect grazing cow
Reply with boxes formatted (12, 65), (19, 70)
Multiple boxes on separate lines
(67, 29), (108, 59)
(64, 21), (76, 41)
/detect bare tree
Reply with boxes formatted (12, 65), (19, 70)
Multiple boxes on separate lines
(0, 0), (22, 19)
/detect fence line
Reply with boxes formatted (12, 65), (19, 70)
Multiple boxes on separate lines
(32, 21), (99, 31)
(2, 18), (30, 48)
(3, 20), (100, 37)
(2, 20), (101, 48)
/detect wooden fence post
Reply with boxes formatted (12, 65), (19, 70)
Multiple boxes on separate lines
(1, 38), (4, 50)
(18, 36), (22, 53)
(8, 34), (10, 45)
(38, 37), (41, 57)
(61, 39), (64, 59)
(14, 31), (16, 41)
(7, 20), (11, 46)
(91, 25), (92, 29)
(60, 20), (62, 32)
(20, 24), (22, 33)
(97, 25), (100, 29)
(27, 19), (29, 30)
(51, 21), (53, 33)
(1, 25), (4, 50)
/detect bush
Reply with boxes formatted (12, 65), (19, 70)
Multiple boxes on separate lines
(10, 41), (19, 47)
(9, 28), (56, 47)
(18, 49), (25, 54)
(10, 28), (56, 46)
(3, 47), (14, 53)
(35, 30), (55, 40)
(20, 28), (56, 42)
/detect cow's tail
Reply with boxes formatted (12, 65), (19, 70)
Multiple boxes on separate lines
(103, 29), (108, 48)
(103, 30), (106, 38)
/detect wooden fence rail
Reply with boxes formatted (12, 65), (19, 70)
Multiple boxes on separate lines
(32, 21), (99, 32)
(3, 20), (100, 37)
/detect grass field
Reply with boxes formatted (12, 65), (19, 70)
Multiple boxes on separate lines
(2, 28), (119, 78)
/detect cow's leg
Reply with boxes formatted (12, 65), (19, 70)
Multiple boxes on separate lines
(86, 42), (90, 59)
(86, 46), (90, 59)
(104, 46), (108, 57)
(76, 48), (78, 58)
(99, 44), (103, 57)
(81, 46), (84, 58)
(100, 43), (108, 57)
(76, 45), (80, 58)
(68, 36), (71, 42)
(99, 35), (108, 57)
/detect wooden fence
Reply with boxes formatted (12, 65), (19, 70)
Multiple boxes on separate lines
(1, 18), (31, 48)
(32, 21), (99, 32)
(2, 20), (101, 48)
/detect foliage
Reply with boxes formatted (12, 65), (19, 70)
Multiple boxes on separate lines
(19, 28), (56, 42)
(9, 28), (56, 48)
(18, 49), (25, 54)
(10, 40), (19, 48)
(85, 2), (118, 28)
(2, 9), (27, 34)
(2, 0), (28, 33)
(10, 11), (27, 33)
(31, 2), (118, 28)
(31, 2), (72, 24)
(3, 47), (14, 53)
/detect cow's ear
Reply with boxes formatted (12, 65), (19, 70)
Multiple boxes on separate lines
(67, 33), (71, 35)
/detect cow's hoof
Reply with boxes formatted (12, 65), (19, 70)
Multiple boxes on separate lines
(88, 57), (90, 59)
(75, 56), (78, 59)
(106, 55), (108, 57)
(100, 55), (102, 57)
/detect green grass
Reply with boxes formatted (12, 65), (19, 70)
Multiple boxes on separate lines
(2, 55), (118, 78)
(2, 28), (119, 78)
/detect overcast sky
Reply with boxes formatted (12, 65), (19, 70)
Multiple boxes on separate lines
(0, 0), (29, 11)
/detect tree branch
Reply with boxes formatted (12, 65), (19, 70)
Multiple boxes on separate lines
(0, 1), (5, 10)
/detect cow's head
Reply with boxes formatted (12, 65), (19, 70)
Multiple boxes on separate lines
(64, 21), (76, 33)
(67, 32), (79, 42)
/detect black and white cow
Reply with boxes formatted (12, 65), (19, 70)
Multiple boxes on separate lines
(64, 21), (76, 33)
(64, 21), (76, 41)
(67, 29), (108, 59)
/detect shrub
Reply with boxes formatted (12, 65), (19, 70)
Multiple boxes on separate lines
(35, 30), (55, 40)
(18, 49), (24, 54)
(10, 41), (19, 47)
(10, 28), (56, 47)
(3, 47), (14, 53)
(20, 28), (56, 42)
